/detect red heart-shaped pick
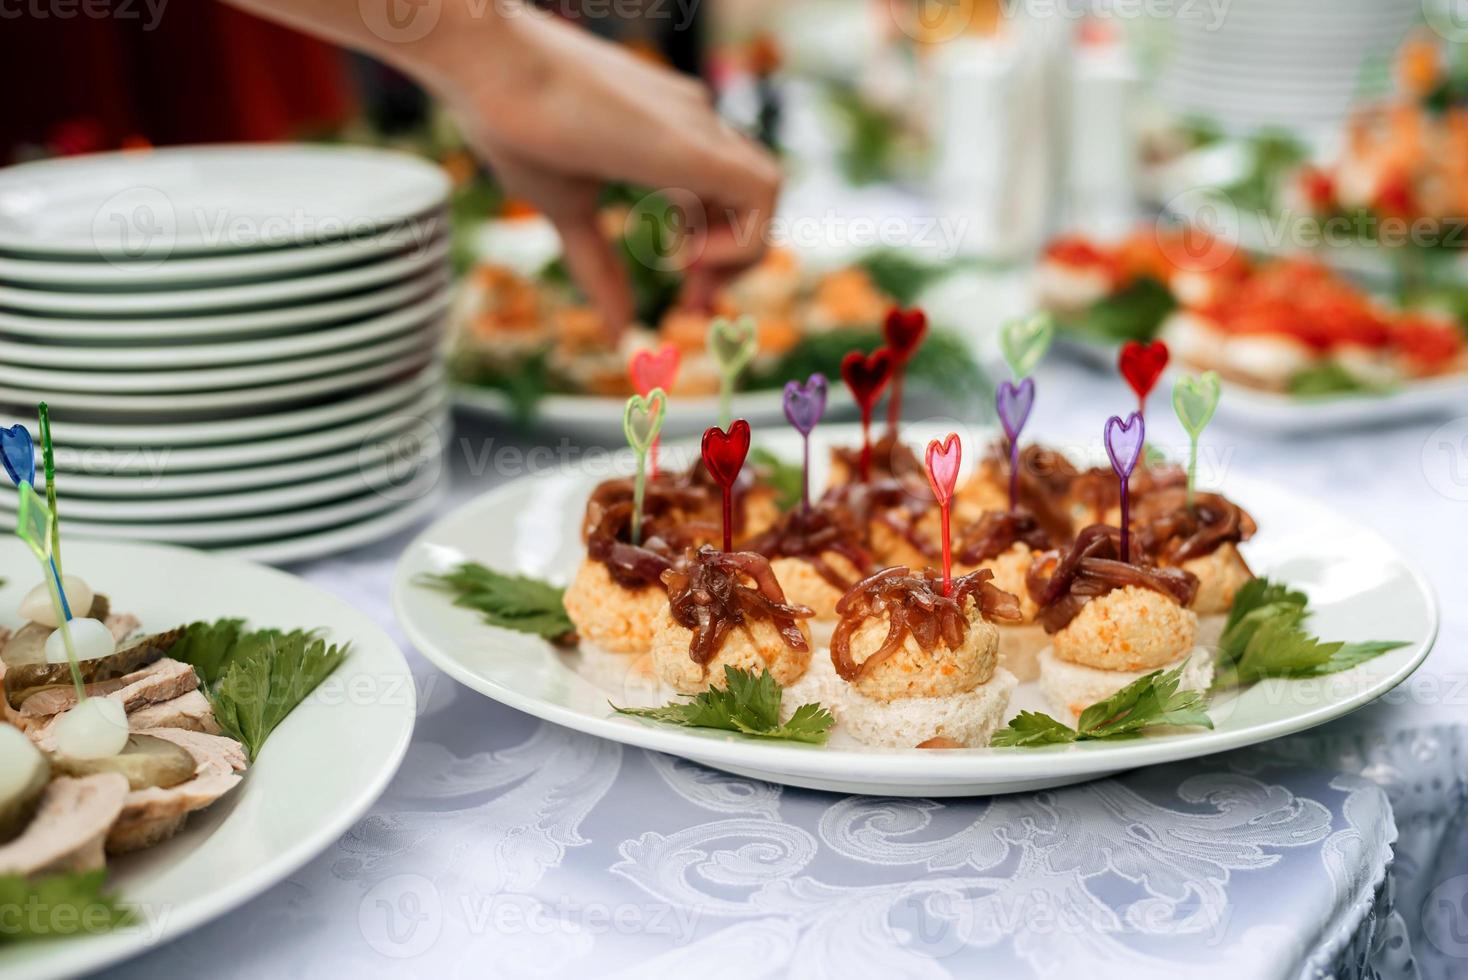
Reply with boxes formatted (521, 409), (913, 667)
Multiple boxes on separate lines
(840, 348), (895, 415)
(701, 419), (751, 489)
(883, 308), (928, 362)
(924, 433), (961, 506)
(629, 343), (680, 397)
(1119, 340), (1170, 402)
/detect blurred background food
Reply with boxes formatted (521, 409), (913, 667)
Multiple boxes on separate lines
(3, 0), (1467, 554)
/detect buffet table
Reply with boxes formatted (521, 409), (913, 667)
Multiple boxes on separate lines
(105, 359), (1467, 980)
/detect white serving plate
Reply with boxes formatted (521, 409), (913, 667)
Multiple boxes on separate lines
(0, 271), (448, 342)
(50, 407), (446, 498)
(4, 350), (436, 418)
(0, 319), (444, 394)
(0, 538), (415, 979)
(0, 237), (448, 316)
(0, 365), (441, 450)
(392, 424), (1437, 797)
(218, 484), (444, 565)
(0, 211), (446, 289)
(0, 143), (449, 257)
(0, 285), (452, 369)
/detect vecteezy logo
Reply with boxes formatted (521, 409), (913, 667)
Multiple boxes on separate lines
(358, 0), (442, 44)
(623, 189), (707, 274)
(1424, 873), (1468, 957)
(1156, 187), (1241, 273)
(360, 414), (445, 503)
(91, 186), (176, 269)
(1423, 0), (1468, 43)
(358, 874), (442, 958)
(887, 0), (973, 44)
(1423, 418), (1468, 502)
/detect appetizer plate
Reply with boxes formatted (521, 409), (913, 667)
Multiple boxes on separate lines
(0, 538), (416, 979)
(0, 271), (449, 342)
(0, 237), (449, 316)
(0, 143), (449, 257)
(393, 425), (1437, 797)
(0, 284), (453, 370)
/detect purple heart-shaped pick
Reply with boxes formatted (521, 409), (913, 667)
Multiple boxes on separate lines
(996, 378), (1035, 443)
(783, 373), (828, 436)
(0, 424), (35, 488)
(1104, 412), (1145, 479)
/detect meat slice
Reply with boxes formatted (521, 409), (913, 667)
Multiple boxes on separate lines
(126, 690), (220, 735)
(0, 773), (130, 876)
(106, 728), (247, 855)
(22, 658), (200, 724)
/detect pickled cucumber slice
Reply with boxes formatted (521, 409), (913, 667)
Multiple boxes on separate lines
(0, 726), (50, 844)
(3, 625), (184, 711)
(51, 734), (195, 791)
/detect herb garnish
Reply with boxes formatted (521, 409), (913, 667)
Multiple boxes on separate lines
(418, 562), (576, 644)
(1055, 276), (1175, 344)
(990, 665), (1213, 747)
(168, 620), (349, 761)
(1212, 577), (1407, 688)
(613, 666), (835, 744)
(750, 447), (803, 512)
(0, 871), (134, 943)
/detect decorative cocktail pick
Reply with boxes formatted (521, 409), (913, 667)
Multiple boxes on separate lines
(1173, 370), (1221, 510)
(1000, 312), (1054, 380)
(882, 307), (927, 434)
(15, 483), (83, 699)
(995, 377), (1036, 512)
(1104, 412), (1146, 564)
(702, 420), (752, 552)
(924, 433), (962, 597)
(709, 316), (757, 427)
(0, 423), (35, 488)
(622, 389), (668, 547)
(37, 403), (62, 575)
(629, 344), (680, 479)
(1119, 339), (1170, 417)
(840, 347), (895, 483)
(782, 373), (828, 514)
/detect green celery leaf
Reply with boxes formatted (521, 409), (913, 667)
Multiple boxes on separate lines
(614, 666), (834, 744)
(0, 870), (134, 944)
(417, 562), (576, 643)
(205, 633), (350, 761)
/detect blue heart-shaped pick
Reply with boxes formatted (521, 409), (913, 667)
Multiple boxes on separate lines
(0, 424), (35, 487)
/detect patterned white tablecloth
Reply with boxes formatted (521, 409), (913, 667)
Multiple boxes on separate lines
(107, 359), (1468, 980)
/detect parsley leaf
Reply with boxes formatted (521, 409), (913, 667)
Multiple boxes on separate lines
(0, 870), (134, 943)
(1288, 362), (1389, 398)
(1056, 276), (1176, 344)
(613, 666), (835, 744)
(167, 620), (349, 761)
(991, 665), (1213, 747)
(1213, 577), (1407, 688)
(417, 562), (576, 643)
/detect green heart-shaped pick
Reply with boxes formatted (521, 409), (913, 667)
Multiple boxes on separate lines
(1000, 313), (1054, 380)
(1173, 371), (1221, 437)
(623, 388), (667, 455)
(15, 481), (51, 562)
(709, 315), (757, 378)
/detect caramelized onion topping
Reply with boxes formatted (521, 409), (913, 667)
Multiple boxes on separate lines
(983, 443), (1082, 543)
(1068, 463), (1187, 528)
(1134, 489), (1258, 565)
(831, 430), (925, 487)
(661, 546), (813, 666)
(829, 567), (1022, 681)
(743, 501), (877, 591)
(820, 477), (940, 559)
(956, 510), (1053, 565)
(584, 499), (694, 590)
(1026, 524), (1199, 634)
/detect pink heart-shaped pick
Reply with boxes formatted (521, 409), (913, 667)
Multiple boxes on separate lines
(924, 433), (962, 506)
(629, 343), (680, 397)
(1104, 412), (1145, 479)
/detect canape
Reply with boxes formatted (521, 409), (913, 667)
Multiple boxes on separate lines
(1028, 525), (1209, 722)
(744, 501), (877, 622)
(649, 546), (814, 694)
(1135, 487), (1257, 637)
(821, 567), (1022, 747)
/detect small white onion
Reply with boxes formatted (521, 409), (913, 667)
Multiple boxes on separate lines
(19, 575), (94, 628)
(0, 725), (44, 801)
(44, 618), (116, 665)
(52, 698), (128, 760)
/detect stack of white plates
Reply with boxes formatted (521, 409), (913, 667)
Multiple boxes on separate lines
(1157, 0), (1422, 139)
(0, 144), (452, 563)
